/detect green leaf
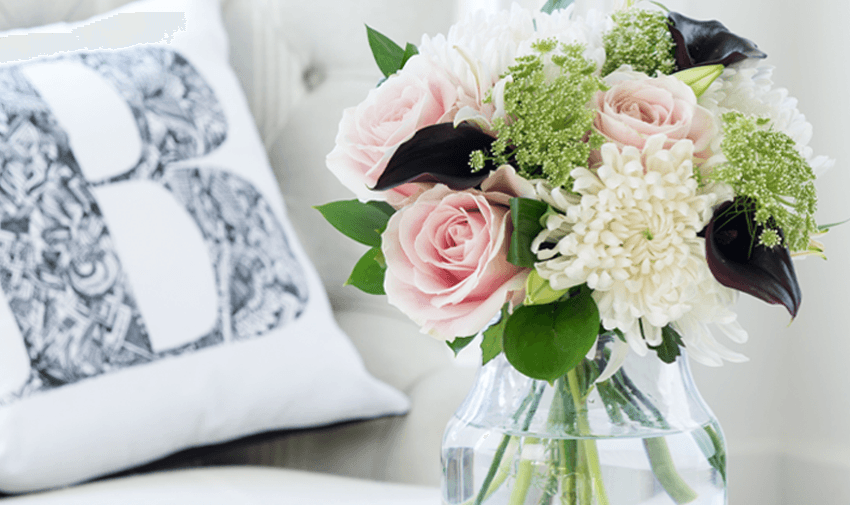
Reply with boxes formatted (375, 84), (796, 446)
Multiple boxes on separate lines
(366, 200), (396, 217)
(509, 197), (550, 268)
(524, 270), (570, 305)
(541, 0), (574, 14)
(818, 217), (850, 232)
(345, 247), (386, 295)
(401, 42), (418, 68)
(447, 335), (476, 357)
(481, 306), (508, 365)
(648, 325), (685, 364)
(502, 286), (600, 382)
(315, 199), (393, 247)
(366, 25), (405, 77)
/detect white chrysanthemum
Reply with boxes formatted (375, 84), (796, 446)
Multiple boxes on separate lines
(700, 61), (833, 176)
(521, 6), (612, 72)
(417, 5), (535, 129)
(532, 135), (748, 373)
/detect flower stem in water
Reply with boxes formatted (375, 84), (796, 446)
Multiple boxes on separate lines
(567, 369), (611, 505)
(508, 438), (538, 505)
(473, 434), (512, 505)
(643, 437), (698, 504)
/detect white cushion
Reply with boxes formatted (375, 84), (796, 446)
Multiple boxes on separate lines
(0, 0), (407, 493)
(1, 467), (440, 505)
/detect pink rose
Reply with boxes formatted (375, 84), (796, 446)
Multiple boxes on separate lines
(326, 55), (458, 206)
(593, 71), (715, 158)
(382, 166), (534, 339)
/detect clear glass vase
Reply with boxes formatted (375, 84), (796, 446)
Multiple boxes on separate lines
(441, 332), (727, 505)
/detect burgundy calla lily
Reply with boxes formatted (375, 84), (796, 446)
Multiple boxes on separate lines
(372, 123), (498, 191)
(668, 12), (767, 70)
(705, 200), (802, 317)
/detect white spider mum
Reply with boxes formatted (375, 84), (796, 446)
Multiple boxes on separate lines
(523, 5), (612, 72)
(532, 135), (748, 373)
(700, 61), (833, 176)
(417, 5), (535, 129)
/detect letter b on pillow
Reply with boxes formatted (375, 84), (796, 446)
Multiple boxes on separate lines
(0, 47), (308, 402)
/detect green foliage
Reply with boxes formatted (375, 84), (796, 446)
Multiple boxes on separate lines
(508, 197), (550, 268)
(648, 324), (685, 364)
(488, 41), (604, 188)
(317, 200), (394, 295)
(345, 247), (387, 295)
(502, 285), (600, 383)
(314, 199), (395, 247)
(481, 305), (509, 365)
(819, 218), (850, 232)
(602, 9), (676, 77)
(712, 112), (818, 251)
(446, 335), (476, 356)
(541, 0), (574, 14)
(366, 25), (418, 78)
(401, 43), (418, 68)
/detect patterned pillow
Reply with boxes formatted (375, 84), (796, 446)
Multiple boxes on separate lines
(0, 0), (408, 493)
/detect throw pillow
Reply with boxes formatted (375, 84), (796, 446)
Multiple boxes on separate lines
(0, 0), (409, 493)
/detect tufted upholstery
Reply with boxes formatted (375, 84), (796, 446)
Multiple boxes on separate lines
(0, 0), (476, 488)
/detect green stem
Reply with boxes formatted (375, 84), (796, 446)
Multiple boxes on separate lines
(456, 439), (517, 505)
(473, 434), (513, 505)
(471, 383), (546, 505)
(567, 369), (610, 505)
(703, 424), (726, 484)
(643, 437), (698, 504)
(508, 438), (538, 505)
(562, 438), (579, 504)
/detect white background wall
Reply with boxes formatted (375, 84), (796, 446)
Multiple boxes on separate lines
(451, 1), (850, 502)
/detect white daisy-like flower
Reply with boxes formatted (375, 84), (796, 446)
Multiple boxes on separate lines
(532, 135), (748, 376)
(700, 61), (834, 176)
(417, 5), (536, 129)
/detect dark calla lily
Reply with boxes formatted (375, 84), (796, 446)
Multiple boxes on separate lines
(668, 12), (767, 70)
(705, 200), (801, 317)
(372, 123), (498, 191)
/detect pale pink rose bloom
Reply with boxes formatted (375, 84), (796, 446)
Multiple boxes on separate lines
(382, 166), (535, 340)
(326, 55), (459, 206)
(593, 71), (715, 161)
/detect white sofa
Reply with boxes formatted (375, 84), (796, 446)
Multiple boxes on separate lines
(0, 0), (477, 501)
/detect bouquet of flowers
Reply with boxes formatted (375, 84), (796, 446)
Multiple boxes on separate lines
(320, 0), (833, 380)
(319, 0), (835, 502)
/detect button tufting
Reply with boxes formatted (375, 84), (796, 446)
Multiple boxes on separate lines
(302, 63), (325, 92)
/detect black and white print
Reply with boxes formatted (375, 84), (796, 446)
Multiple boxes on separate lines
(0, 47), (308, 403)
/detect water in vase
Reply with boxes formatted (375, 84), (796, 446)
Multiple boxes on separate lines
(443, 420), (726, 505)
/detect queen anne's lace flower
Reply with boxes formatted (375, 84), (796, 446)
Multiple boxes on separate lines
(532, 135), (748, 367)
(700, 61), (833, 176)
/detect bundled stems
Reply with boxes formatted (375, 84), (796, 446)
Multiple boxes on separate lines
(465, 357), (705, 504)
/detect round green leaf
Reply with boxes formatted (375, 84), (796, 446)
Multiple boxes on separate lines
(503, 287), (599, 382)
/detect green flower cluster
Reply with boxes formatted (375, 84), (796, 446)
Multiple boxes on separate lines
(711, 112), (818, 251)
(481, 40), (604, 188)
(602, 9), (676, 77)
